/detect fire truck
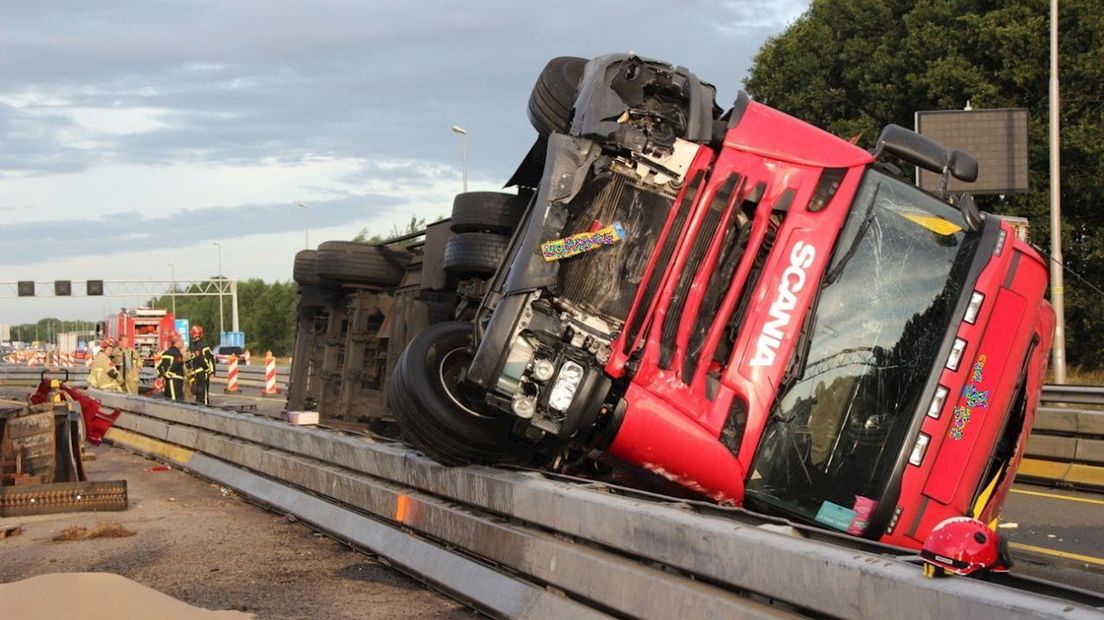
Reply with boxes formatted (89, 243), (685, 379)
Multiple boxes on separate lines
(384, 54), (1055, 550)
(104, 308), (177, 366)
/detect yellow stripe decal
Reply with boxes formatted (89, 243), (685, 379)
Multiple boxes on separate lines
(104, 427), (195, 465)
(1010, 543), (1104, 567)
(1010, 488), (1104, 507)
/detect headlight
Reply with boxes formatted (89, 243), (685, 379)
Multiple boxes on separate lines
(548, 361), (584, 412)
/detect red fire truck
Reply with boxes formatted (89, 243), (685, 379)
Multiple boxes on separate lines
(104, 308), (177, 366)
(388, 54), (1054, 550)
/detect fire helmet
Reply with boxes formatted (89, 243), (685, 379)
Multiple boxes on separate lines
(101, 338), (118, 349)
(190, 325), (204, 340)
(920, 517), (1011, 577)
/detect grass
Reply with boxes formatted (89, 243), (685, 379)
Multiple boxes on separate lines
(1054, 366), (1104, 386)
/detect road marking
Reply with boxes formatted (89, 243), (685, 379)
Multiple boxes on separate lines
(1011, 542), (1104, 567)
(1011, 488), (1104, 506)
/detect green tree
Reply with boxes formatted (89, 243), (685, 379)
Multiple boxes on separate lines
(745, 0), (1104, 368)
(150, 278), (299, 355)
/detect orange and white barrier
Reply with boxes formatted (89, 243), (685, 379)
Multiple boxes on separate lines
(224, 355), (240, 393)
(262, 350), (279, 396)
(6, 350), (75, 367)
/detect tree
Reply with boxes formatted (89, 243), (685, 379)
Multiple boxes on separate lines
(745, 0), (1104, 368)
(150, 278), (299, 355)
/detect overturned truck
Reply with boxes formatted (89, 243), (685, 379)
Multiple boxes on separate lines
(294, 54), (1054, 551)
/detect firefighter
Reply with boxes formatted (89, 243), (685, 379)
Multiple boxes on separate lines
(121, 346), (143, 395)
(188, 325), (216, 405)
(157, 333), (186, 401)
(88, 338), (124, 391)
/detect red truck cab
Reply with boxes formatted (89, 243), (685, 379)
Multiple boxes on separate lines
(601, 98), (1052, 546)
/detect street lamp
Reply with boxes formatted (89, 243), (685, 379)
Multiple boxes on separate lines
(168, 262), (176, 315)
(297, 201), (310, 249)
(1048, 0), (1067, 384)
(213, 241), (224, 336)
(451, 125), (468, 193)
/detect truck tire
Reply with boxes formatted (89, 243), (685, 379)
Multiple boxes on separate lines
(450, 192), (527, 234)
(388, 321), (539, 465)
(443, 233), (508, 276)
(315, 241), (410, 287)
(528, 56), (586, 136)
(293, 250), (320, 287)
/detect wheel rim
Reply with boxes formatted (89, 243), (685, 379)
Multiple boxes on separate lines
(438, 347), (503, 420)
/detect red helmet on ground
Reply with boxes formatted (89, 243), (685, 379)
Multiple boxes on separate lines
(921, 517), (1011, 577)
(190, 325), (205, 340)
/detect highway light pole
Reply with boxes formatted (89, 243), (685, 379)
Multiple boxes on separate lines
(297, 201), (310, 249)
(168, 262), (176, 316)
(451, 125), (468, 193)
(213, 241), (224, 337)
(1049, 0), (1067, 383)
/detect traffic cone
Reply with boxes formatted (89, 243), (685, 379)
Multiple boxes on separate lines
(262, 351), (279, 397)
(224, 355), (240, 393)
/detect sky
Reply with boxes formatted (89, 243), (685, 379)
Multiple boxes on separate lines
(0, 0), (808, 326)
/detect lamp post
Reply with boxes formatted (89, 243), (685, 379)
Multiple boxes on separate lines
(213, 241), (224, 336)
(297, 201), (310, 249)
(168, 262), (176, 316)
(451, 125), (468, 193)
(1049, 0), (1066, 384)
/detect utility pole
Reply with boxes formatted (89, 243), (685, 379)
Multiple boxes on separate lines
(451, 125), (468, 192)
(214, 241), (225, 337)
(1049, 0), (1067, 383)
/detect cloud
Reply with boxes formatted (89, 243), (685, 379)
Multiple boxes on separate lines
(0, 194), (404, 265)
(0, 0), (804, 322)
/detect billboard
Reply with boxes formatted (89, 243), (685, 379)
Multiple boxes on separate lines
(175, 319), (190, 348)
(915, 108), (1030, 195)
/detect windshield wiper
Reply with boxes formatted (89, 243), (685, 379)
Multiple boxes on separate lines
(822, 184), (882, 286)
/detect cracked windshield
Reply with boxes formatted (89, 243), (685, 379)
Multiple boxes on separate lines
(746, 170), (981, 534)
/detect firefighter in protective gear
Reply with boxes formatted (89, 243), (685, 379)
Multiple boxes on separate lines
(188, 325), (216, 405)
(88, 338), (124, 391)
(157, 333), (186, 401)
(119, 346), (143, 395)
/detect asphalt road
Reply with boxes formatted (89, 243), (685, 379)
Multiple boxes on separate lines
(1001, 483), (1104, 593)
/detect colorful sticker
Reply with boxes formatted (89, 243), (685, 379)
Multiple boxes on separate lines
(950, 405), (972, 440)
(540, 222), (626, 261)
(950, 354), (989, 441)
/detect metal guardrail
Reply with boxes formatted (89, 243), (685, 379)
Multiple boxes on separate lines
(93, 392), (1104, 619)
(1021, 386), (1104, 488)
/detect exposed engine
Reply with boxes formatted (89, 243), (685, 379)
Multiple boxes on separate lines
(467, 54), (719, 445)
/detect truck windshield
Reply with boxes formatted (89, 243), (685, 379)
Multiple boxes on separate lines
(745, 169), (981, 535)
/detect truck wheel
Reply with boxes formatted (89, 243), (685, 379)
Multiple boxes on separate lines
(450, 192), (527, 234)
(293, 250), (320, 286)
(443, 233), (508, 276)
(315, 241), (410, 286)
(388, 321), (537, 465)
(528, 56), (587, 136)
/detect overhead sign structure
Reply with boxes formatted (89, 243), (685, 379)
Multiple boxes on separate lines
(915, 108), (1030, 195)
